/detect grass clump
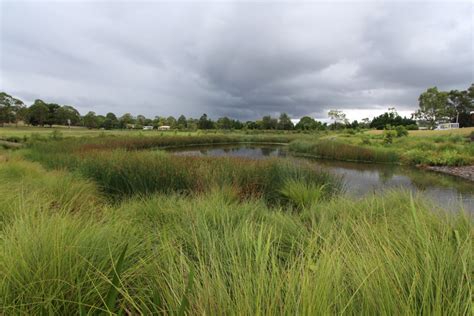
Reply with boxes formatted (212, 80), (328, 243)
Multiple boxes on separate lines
(1, 169), (471, 314)
(280, 179), (328, 210)
(289, 139), (400, 163)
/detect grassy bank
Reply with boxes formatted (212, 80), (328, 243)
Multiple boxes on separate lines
(289, 139), (400, 163)
(1, 158), (471, 314)
(289, 130), (474, 166)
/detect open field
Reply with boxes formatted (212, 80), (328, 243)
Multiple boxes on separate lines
(0, 126), (300, 140)
(0, 130), (473, 314)
(365, 127), (474, 136)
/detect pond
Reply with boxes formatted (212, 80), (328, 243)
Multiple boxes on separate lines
(168, 144), (474, 212)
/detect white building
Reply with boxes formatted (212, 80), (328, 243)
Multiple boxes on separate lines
(158, 125), (171, 131)
(435, 123), (459, 130)
(142, 126), (154, 130)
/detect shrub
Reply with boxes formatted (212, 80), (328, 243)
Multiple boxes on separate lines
(383, 129), (396, 144)
(395, 125), (408, 137)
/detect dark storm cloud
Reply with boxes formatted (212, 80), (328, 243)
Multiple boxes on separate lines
(1, 1), (472, 121)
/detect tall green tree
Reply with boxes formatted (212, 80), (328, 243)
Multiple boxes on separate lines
(261, 115), (278, 129)
(277, 113), (294, 130)
(370, 107), (416, 130)
(26, 100), (49, 126)
(177, 115), (187, 129)
(56, 105), (81, 126)
(295, 116), (326, 130)
(83, 111), (98, 129)
(103, 112), (118, 130)
(119, 113), (135, 128)
(447, 86), (473, 127)
(198, 114), (214, 129)
(216, 116), (232, 129)
(0, 92), (26, 126)
(327, 109), (347, 129)
(414, 87), (449, 129)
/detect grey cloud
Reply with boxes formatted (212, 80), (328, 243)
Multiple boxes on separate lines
(1, 1), (472, 121)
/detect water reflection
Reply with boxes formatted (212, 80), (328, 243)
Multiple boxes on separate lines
(167, 144), (474, 211)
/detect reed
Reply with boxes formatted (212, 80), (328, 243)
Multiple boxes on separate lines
(1, 163), (471, 314)
(289, 139), (400, 163)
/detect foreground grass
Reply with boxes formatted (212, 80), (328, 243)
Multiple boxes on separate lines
(1, 158), (472, 314)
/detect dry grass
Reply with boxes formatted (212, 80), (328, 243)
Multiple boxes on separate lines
(366, 127), (474, 137)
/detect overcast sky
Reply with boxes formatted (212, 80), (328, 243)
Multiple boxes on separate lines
(1, 0), (472, 121)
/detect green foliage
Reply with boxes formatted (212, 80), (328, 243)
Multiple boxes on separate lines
(0, 161), (471, 314)
(394, 125), (408, 137)
(49, 129), (63, 140)
(383, 129), (396, 144)
(277, 113), (294, 130)
(295, 116), (325, 130)
(280, 179), (328, 210)
(23, 135), (341, 202)
(289, 139), (400, 163)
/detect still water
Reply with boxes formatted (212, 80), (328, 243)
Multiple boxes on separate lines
(168, 144), (474, 212)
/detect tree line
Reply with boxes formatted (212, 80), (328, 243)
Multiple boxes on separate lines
(1, 84), (472, 130)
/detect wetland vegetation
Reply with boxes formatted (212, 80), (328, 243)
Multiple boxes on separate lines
(0, 129), (472, 314)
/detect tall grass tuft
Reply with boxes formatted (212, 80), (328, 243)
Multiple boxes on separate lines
(289, 139), (400, 163)
(1, 180), (471, 314)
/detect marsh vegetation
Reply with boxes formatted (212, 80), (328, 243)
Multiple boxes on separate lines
(0, 131), (473, 314)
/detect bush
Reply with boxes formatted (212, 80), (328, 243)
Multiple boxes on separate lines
(395, 125), (408, 137)
(383, 129), (396, 144)
(406, 124), (419, 130)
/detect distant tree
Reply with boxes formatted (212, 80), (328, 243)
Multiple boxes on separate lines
(136, 115), (147, 127)
(177, 115), (187, 129)
(295, 116), (322, 130)
(327, 109), (348, 129)
(0, 92), (26, 126)
(187, 117), (198, 130)
(232, 119), (244, 129)
(361, 117), (371, 128)
(349, 120), (359, 129)
(277, 113), (294, 130)
(26, 100), (49, 126)
(42, 103), (61, 127)
(119, 113), (135, 128)
(245, 121), (259, 129)
(261, 115), (278, 129)
(166, 116), (177, 128)
(56, 105), (81, 126)
(83, 111), (98, 129)
(447, 85), (473, 127)
(414, 87), (450, 129)
(370, 108), (416, 130)
(103, 112), (118, 130)
(216, 116), (232, 129)
(198, 114), (214, 129)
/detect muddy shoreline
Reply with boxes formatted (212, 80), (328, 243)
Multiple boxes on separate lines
(422, 165), (474, 182)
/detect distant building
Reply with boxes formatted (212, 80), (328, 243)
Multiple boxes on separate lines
(435, 123), (459, 130)
(142, 126), (154, 130)
(158, 125), (171, 131)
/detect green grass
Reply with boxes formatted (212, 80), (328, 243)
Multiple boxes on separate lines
(289, 139), (400, 163)
(290, 130), (474, 166)
(0, 158), (471, 314)
(25, 146), (343, 203)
